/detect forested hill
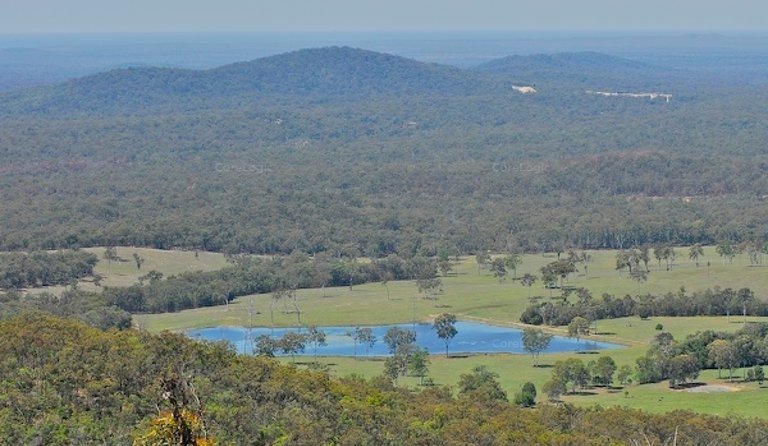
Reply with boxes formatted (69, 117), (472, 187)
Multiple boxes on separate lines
(475, 51), (677, 89)
(0, 46), (767, 255)
(0, 47), (514, 114)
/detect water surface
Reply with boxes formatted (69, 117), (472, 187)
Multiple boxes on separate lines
(187, 321), (621, 356)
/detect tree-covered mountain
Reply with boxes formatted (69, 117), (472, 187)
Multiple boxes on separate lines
(0, 47), (766, 255)
(475, 51), (679, 90)
(0, 47), (516, 114)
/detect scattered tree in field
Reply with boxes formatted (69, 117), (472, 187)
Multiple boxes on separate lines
(549, 358), (590, 393)
(433, 313), (458, 357)
(269, 289), (288, 326)
(504, 254), (522, 279)
(653, 245), (665, 269)
(521, 327), (553, 366)
(667, 354), (700, 388)
(383, 354), (408, 383)
(617, 365), (634, 385)
(306, 325), (327, 361)
(475, 252), (491, 274)
(132, 252), (145, 270)
(279, 332), (307, 363)
(254, 334), (279, 357)
(542, 378), (566, 401)
(716, 241), (737, 264)
(746, 241), (764, 265)
(103, 246), (119, 272)
(745, 365), (765, 383)
(353, 326), (376, 357)
(689, 244), (704, 267)
(520, 273), (537, 297)
(540, 259), (576, 289)
(629, 269), (649, 288)
(638, 246), (651, 272)
(490, 258), (507, 283)
(416, 278), (442, 300)
(653, 245), (676, 270)
(380, 278), (391, 301)
(384, 327), (417, 355)
(588, 356), (617, 386)
(737, 288), (755, 324)
(438, 257), (454, 277)
(568, 316), (590, 344)
(615, 249), (641, 275)
(578, 251), (592, 278)
(708, 339), (738, 380)
(382, 327), (417, 382)
(408, 347), (430, 385)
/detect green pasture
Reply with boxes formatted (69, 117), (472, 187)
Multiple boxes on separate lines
(102, 245), (768, 417)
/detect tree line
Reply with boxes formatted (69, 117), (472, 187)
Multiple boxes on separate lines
(103, 253), (441, 313)
(634, 323), (768, 386)
(0, 250), (98, 289)
(520, 286), (759, 327)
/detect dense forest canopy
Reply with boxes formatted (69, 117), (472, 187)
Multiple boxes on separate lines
(1, 47), (767, 256)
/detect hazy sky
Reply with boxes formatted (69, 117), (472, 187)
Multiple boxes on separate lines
(2, 0), (766, 33)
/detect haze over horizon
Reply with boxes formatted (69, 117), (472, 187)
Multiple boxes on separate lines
(2, 0), (767, 34)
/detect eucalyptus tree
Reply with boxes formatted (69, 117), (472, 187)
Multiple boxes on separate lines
(433, 313), (458, 357)
(521, 327), (553, 366)
(306, 325), (327, 361)
(503, 254), (522, 279)
(689, 244), (704, 267)
(520, 273), (537, 297)
(490, 258), (507, 283)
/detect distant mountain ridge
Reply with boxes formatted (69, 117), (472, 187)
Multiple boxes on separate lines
(475, 51), (673, 89)
(477, 51), (652, 72)
(0, 47), (516, 114)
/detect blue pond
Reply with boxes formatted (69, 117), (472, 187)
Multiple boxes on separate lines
(187, 321), (621, 356)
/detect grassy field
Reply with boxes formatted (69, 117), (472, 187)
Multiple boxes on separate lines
(143, 245), (768, 332)
(25, 246), (229, 294)
(68, 245), (768, 417)
(303, 315), (768, 418)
